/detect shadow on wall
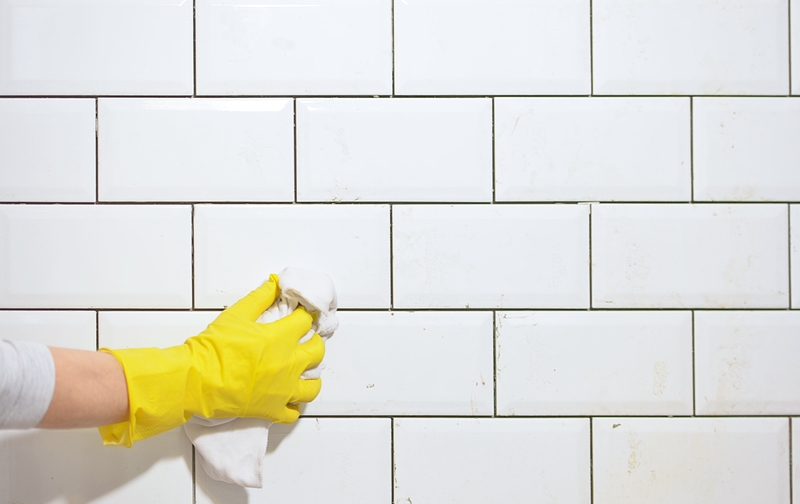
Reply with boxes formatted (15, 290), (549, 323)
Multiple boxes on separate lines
(196, 420), (301, 504)
(0, 427), (193, 503)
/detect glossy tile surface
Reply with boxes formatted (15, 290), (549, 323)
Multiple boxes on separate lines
(695, 311), (800, 415)
(194, 204), (390, 309)
(99, 311), (218, 349)
(694, 99), (800, 201)
(592, 204), (789, 308)
(0, 310), (96, 350)
(393, 205), (589, 308)
(296, 98), (492, 202)
(593, 417), (790, 504)
(394, 418), (590, 504)
(304, 311), (494, 416)
(395, 0), (590, 95)
(99, 99), (294, 202)
(593, 0), (789, 95)
(0, 0), (192, 95)
(196, 418), (390, 504)
(495, 98), (690, 202)
(0, 205), (192, 309)
(195, 0), (391, 95)
(496, 311), (693, 416)
(0, 427), (193, 504)
(0, 99), (95, 202)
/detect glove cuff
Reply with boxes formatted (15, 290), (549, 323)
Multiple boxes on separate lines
(97, 345), (192, 447)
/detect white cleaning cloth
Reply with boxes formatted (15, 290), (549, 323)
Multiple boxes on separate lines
(184, 267), (338, 488)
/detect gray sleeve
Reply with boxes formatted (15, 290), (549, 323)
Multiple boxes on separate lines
(0, 339), (56, 429)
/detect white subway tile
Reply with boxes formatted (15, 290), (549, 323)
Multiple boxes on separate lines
(195, 0), (391, 96)
(194, 205), (389, 309)
(305, 311), (494, 416)
(0, 205), (192, 309)
(0, 427), (193, 504)
(496, 311), (693, 416)
(99, 311), (218, 350)
(592, 204), (789, 308)
(794, 205), (799, 308)
(394, 418), (590, 504)
(695, 311), (800, 415)
(495, 98), (690, 202)
(593, 0), (789, 95)
(0, 99), (95, 202)
(0, 310), (96, 350)
(296, 99), (492, 202)
(196, 418), (390, 504)
(393, 205), (589, 309)
(395, 0), (590, 95)
(593, 418), (790, 504)
(0, 1), (192, 95)
(99, 99), (294, 203)
(694, 99), (800, 201)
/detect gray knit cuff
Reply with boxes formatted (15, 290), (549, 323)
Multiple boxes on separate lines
(0, 340), (56, 429)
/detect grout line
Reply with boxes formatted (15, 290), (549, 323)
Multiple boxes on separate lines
(192, 446), (197, 504)
(8, 200), (800, 206)
(690, 97), (694, 202)
(193, 0), (197, 97)
(491, 97), (496, 203)
(296, 413), (796, 419)
(95, 98), (99, 203)
(191, 205), (196, 310)
(391, 0), (396, 96)
(589, 204), (593, 309)
(789, 205), (793, 308)
(589, 0), (594, 96)
(692, 310), (696, 416)
(391, 418), (396, 504)
(493, 311), (498, 417)
(3, 306), (798, 313)
(3, 94), (800, 99)
(790, 418), (794, 504)
(789, 0), (793, 95)
(389, 205), (394, 309)
(294, 99), (298, 203)
(589, 418), (594, 504)
(95, 310), (100, 351)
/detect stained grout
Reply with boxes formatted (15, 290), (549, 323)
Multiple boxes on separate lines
(193, 0), (197, 97)
(391, 0), (396, 96)
(390, 419), (396, 504)
(790, 418), (794, 504)
(589, 418), (594, 504)
(192, 446), (197, 504)
(789, 0), (793, 95)
(5, 200), (800, 206)
(191, 204), (196, 310)
(691, 310), (697, 416)
(95, 98), (99, 203)
(589, 0), (594, 96)
(491, 97), (496, 203)
(4, 94), (800, 99)
(389, 205), (395, 309)
(690, 97), (694, 202)
(3, 306), (797, 313)
(789, 205), (793, 309)
(588, 204), (593, 309)
(95, 310), (100, 351)
(493, 311), (498, 417)
(294, 99), (299, 203)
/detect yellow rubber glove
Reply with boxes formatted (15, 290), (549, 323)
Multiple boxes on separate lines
(98, 275), (325, 447)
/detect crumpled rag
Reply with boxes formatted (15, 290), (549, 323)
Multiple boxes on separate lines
(184, 267), (338, 488)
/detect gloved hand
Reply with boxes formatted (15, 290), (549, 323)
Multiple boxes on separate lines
(98, 275), (325, 447)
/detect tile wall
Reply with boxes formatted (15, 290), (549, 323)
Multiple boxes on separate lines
(0, 0), (797, 502)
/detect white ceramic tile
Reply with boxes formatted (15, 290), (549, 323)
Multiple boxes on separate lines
(394, 418), (590, 504)
(99, 99), (294, 202)
(296, 98), (492, 202)
(593, 417), (790, 504)
(495, 98), (690, 202)
(593, 0), (790, 95)
(0, 205), (192, 309)
(793, 418), (799, 504)
(0, 427), (192, 504)
(196, 418), (390, 504)
(0, 0), (192, 95)
(194, 204), (389, 309)
(793, 205), (799, 308)
(305, 311), (493, 416)
(195, 0), (391, 96)
(592, 204), (789, 308)
(0, 310), (96, 350)
(395, 0), (590, 95)
(393, 204), (589, 308)
(99, 311), (218, 350)
(695, 311), (800, 415)
(0, 99), (95, 202)
(694, 99), (800, 202)
(496, 311), (693, 416)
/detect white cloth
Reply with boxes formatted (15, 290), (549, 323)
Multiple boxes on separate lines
(184, 267), (338, 488)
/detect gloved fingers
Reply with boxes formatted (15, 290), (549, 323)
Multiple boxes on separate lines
(289, 378), (322, 404)
(297, 332), (325, 369)
(260, 306), (313, 341)
(274, 403), (300, 424)
(225, 276), (280, 321)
